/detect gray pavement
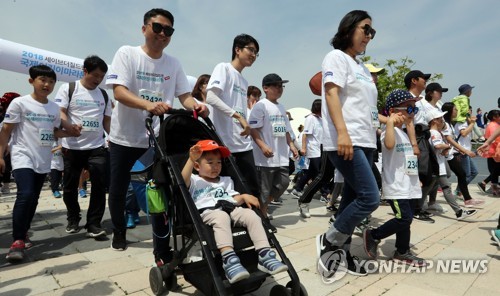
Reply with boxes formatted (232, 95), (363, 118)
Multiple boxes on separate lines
(0, 181), (499, 296)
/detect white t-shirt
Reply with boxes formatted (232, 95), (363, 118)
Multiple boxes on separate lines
(189, 174), (239, 209)
(320, 50), (378, 151)
(303, 114), (323, 158)
(4, 95), (61, 174)
(249, 98), (292, 167)
(51, 139), (63, 171)
(207, 62), (251, 153)
(381, 127), (421, 199)
(454, 122), (472, 151)
(54, 81), (112, 150)
(429, 129), (448, 176)
(442, 122), (458, 158)
(105, 46), (191, 148)
(413, 99), (437, 126)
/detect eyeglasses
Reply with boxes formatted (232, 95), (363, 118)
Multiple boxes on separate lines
(359, 24), (376, 39)
(393, 106), (419, 114)
(148, 22), (175, 37)
(243, 46), (259, 57)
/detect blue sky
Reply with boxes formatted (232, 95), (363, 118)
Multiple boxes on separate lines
(1, 0), (499, 114)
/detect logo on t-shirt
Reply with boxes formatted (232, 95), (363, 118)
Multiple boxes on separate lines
(325, 71), (333, 77)
(55, 99), (62, 103)
(164, 76), (170, 81)
(212, 80), (220, 85)
(107, 74), (118, 79)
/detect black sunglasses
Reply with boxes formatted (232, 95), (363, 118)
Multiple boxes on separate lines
(393, 106), (419, 114)
(149, 22), (175, 37)
(361, 24), (376, 39)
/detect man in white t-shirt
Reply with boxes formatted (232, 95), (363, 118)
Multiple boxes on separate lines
(206, 34), (261, 198)
(105, 8), (208, 256)
(54, 55), (111, 239)
(249, 73), (298, 220)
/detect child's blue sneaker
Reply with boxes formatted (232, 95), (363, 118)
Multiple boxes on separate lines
(491, 229), (500, 246)
(79, 189), (87, 198)
(223, 255), (250, 284)
(258, 249), (288, 275)
(126, 214), (136, 229)
(53, 190), (62, 198)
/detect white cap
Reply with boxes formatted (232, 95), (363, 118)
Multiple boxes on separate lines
(425, 108), (447, 123)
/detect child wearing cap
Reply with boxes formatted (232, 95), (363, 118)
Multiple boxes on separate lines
(181, 139), (287, 284)
(451, 84), (474, 124)
(427, 108), (478, 220)
(249, 73), (298, 220)
(362, 89), (426, 267)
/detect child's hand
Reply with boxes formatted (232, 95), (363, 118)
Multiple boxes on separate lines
(241, 194), (260, 209)
(388, 112), (405, 125)
(189, 145), (203, 162)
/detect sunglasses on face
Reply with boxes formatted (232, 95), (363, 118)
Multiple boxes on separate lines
(393, 106), (419, 114)
(149, 22), (175, 37)
(360, 24), (376, 39)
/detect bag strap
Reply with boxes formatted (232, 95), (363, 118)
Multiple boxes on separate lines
(67, 81), (108, 115)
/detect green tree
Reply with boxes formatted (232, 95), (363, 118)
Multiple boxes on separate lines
(361, 56), (443, 111)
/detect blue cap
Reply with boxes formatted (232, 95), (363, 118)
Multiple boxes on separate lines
(385, 89), (416, 113)
(458, 84), (474, 94)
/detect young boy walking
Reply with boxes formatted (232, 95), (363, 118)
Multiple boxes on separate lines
(0, 65), (79, 262)
(362, 89), (426, 266)
(181, 140), (287, 284)
(248, 74), (298, 220)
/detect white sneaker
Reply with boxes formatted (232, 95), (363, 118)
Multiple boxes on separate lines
(456, 209), (477, 220)
(298, 203), (311, 218)
(291, 189), (302, 199)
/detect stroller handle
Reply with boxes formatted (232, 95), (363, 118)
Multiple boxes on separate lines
(146, 109), (198, 126)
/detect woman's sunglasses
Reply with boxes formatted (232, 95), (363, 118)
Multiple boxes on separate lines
(360, 24), (376, 39)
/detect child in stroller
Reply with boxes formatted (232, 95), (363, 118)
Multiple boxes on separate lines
(181, 139), (288, 284)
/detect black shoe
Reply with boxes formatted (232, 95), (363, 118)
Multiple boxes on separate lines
(86, 225), (107, 238)
(362, 229), (380, 259)
(345, 251), (368, 276)
(111, 230), (127, 251)
(326, 204), (338, 212)
(316, 234), (346, 278)
(413, 212), (435, 223)
(65, 220), (81, 233)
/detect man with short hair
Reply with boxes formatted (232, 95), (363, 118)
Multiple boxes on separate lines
(105, 8), (208, 255)
(206, 34), (261, 198)
(54, 55), (111, 239)
(404, 70), (437, 223)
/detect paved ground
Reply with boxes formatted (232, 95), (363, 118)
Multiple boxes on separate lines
(0, 181), (499, 296)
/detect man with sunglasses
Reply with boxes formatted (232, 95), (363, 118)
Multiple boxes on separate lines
(105, 8), (208, 262)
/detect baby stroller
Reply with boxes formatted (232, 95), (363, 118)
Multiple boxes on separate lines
(146, 110), (307, 296)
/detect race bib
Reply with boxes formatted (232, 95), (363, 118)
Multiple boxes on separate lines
(272, 122), (286, 137)
(405, 155), (418, 175)
(139, 89), (163, 103)
(39, 128), (54, 147)
(370, 106), (380, 128)
(232, 106), (245, 123)
(81, 117), (100, 132)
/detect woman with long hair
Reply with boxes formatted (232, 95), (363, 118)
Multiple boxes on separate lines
(441, 102), (485, 206)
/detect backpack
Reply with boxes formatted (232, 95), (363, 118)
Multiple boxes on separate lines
(67, 81), (109, 115)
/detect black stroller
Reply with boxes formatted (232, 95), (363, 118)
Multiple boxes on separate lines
(146, 110), (307, 296)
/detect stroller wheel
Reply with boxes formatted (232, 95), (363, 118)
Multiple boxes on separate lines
(149, 267), (165, 295)
(270, 284), (291, 296)
(286, 281), (308, 296)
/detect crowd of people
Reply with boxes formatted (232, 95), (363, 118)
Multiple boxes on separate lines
(0, 8), (499, 288)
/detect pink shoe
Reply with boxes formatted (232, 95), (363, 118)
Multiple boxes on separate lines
(464, 198), (485, 208)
